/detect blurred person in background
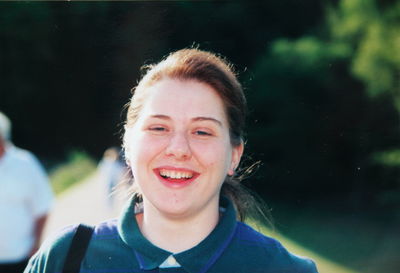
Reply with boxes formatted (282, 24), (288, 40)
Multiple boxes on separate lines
(25, 49), (318, 272)
(0, 112), (54, 273)
(97, 147), (126, 209)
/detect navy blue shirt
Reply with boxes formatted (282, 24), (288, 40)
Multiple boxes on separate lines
(25, 197), (318, 273)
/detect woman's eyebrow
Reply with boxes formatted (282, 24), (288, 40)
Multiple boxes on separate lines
(149, 114), (170, 120)
(192, 117), (223, 127)
(149, 115), (222, 127)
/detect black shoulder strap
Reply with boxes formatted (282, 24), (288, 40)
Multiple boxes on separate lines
(62, 224), (94, 273)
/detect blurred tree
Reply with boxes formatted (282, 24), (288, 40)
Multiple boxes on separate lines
(0, 1), (325, 160)
(327, 0), (400, 209)
(0, 2), (115, 156)
(1, 1), (398, 209)
(327, 0), (400, 109)
(246, 0), (400, 209)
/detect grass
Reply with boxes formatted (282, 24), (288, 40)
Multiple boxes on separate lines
(248, 201), (400, 273)
(248, 219), (360, 273)
(49, 150), (97, 195)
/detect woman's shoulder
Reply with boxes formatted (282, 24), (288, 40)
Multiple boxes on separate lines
(24, 219), (119, 273)
(24, 224), (79, 273)
(229, 222), (318, 272)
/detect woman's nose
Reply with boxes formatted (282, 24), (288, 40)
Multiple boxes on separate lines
(165, 132), (192, 160)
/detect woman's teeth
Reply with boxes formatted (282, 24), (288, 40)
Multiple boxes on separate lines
(160, 169), (193, 179)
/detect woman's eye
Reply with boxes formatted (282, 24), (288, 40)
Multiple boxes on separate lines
(194, 130), (212, 136)
(148, 126), (168, 132)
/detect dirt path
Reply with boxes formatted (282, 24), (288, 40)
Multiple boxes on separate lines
(42, 172), (127, 240)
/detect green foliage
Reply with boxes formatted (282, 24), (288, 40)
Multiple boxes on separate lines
(244, 0), (400, 213)
(271, 37), (351, 71)
(49, 150), (96, 195)
(328, 0), (400, 109)
(373, 149), (400, 167)
(326, 0), (400, 208)
(247, 35), (354, 194)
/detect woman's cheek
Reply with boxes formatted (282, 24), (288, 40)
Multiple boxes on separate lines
(193, 142), (226, 163)
(137, 135), (168, 159)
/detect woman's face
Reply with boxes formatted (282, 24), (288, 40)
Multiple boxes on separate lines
(125, 78), (243, 218)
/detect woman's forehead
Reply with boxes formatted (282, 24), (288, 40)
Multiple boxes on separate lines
(138, 79), (228, 124)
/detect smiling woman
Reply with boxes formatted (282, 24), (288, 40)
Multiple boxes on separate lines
(124, 78), (240, 217)
(24, 48), (319, 273)
(124, 49), (249, 221)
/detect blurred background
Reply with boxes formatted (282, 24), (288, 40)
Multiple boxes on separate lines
(0, 1), (399, 272)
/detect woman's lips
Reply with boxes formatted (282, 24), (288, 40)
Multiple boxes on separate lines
(153, 167), (200, 188)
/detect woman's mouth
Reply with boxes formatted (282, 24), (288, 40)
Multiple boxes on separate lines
(154, 167), (199, 186)
(160, 169), (193, 179)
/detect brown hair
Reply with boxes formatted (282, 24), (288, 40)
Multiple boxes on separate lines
(124, 48), (270, 223)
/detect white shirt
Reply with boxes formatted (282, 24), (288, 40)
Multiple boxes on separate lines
(0, 145), (54, 262)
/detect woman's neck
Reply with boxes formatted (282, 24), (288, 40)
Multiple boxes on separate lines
(136, 199), (220, 253)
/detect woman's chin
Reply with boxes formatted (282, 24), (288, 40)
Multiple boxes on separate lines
(154, 200), (193, 218)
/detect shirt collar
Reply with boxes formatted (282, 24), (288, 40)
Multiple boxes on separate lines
(117, 196), (237, 273)
(118, 197), (171, 270)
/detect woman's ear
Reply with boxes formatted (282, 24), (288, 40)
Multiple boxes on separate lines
(229, 142), (244, 176)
